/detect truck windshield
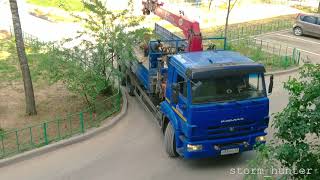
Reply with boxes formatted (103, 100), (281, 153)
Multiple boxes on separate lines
(191, 73), (266, 104)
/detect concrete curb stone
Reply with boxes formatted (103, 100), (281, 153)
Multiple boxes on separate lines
(266, 65), (301, 76)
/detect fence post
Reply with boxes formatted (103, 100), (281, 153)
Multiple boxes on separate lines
(80, 112), (85, 133)
(29, 127), (33, 147)
(272, 46), (275, 65)
(237, 28), (240, 40)
(15, 130), (20, 152)
(68, 113), (72, 135)
(43, 122), (49, 145)
(297, 50), (301, 64)
(57, 117), (61, 140)
(279, 44), (282, 57)
(241, 27), (244, 37)
(292, 48), (296, 64)
(117, 91), (121, 111)
(1, 135), (4, 157)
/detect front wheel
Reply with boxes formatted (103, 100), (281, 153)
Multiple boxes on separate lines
(164, 122), (178, 157)
(293, 27), (303, 36)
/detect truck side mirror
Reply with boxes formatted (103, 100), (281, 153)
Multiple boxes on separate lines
(268, 75), (274, 94)
(172, 83), (179, 104)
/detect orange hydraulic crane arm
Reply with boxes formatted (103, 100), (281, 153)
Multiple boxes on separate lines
(142, 0), (203, 52)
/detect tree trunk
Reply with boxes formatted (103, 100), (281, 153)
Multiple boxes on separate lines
(9, 0), (37, 115)
(224, 0), (231, 39)
(208, 0), (213, 10)
(318, 1), (320, 13)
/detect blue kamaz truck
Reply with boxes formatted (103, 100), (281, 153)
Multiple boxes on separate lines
(124, 29), (273, 159)
(123, 0), (273, 158)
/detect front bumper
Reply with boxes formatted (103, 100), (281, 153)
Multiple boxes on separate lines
(177, 132), (266, 159)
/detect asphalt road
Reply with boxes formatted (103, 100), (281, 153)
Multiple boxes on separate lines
(0, 73), (290, 180)
(255, 29), (320, 63)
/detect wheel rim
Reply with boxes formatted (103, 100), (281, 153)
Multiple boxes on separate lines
(295, 28), (302, 35)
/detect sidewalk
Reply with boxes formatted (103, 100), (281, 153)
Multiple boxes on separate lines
(0, 0), (80, 42)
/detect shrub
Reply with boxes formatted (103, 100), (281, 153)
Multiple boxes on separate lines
(246, 64), (320, 180)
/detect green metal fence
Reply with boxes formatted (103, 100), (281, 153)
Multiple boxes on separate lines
(206, 19), (294, 40)
(228, 37), (300, 70)
(0, 89), (121, 159)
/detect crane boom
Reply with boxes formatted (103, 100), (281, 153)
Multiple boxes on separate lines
(142, 0), (203, 52)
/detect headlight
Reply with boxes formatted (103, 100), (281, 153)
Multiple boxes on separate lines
(187, 144), (203, 152)
(255, 136), (266, 142)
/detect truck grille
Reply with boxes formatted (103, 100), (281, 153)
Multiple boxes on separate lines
(207, 121), (265, 140)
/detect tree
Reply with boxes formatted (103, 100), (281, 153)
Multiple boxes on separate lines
(208, 0), (214, 10)
(246, 64), (320, 180)
(318, 1), (320, 13)
(224, 0), (238, 39)
(9, 0), (37, 115)
(39, 0), (146, 107)
(208, 0), (239, 39)
(69, 0), (146, 89)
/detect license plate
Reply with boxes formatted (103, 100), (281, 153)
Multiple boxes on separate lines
(221, 148), (239, 155)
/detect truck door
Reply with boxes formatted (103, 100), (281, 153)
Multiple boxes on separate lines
(172, 72), (188, 121)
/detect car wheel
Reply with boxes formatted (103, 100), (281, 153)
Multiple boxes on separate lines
(294, 27), (303, 36)
(164, 122), (179, 157)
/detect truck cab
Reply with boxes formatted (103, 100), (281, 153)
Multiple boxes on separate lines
(160, 50), (270, 158)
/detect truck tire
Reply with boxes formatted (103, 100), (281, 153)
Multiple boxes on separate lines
(164, 122), (178, 157)
(126, 77), (135, 96)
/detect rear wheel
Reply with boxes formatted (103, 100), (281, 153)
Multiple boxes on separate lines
(164, 122), (178, 157)
(294, 27), (303, 36)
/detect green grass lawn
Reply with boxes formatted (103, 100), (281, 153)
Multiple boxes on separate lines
(228, 41), (298, 71)
(26, 0), (85, 12)
(0, 34), (49, 83)
(0, 37), (21, 82)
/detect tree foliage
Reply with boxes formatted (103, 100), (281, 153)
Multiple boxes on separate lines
(38, 46), (107, 106)
(39, 0), (146, 106)
(246, 64), (320, 180)
(69, 0), (146, 81)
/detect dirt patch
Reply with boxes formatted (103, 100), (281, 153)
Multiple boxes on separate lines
(0, 30), (11, 40)
(0, 81), (85, 130)
(0, 30), (86, 130)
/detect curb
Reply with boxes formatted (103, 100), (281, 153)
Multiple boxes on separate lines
(0, 87), (128, 168)
(266, 65), (301, 76)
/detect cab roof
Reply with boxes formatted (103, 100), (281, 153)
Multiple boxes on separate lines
(170, 50), (265, 79)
